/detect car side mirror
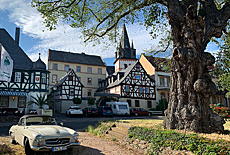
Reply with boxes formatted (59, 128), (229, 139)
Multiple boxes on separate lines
(59, 122), (63, 127)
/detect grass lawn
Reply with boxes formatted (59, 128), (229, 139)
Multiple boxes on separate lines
(116, 119), (230, 142)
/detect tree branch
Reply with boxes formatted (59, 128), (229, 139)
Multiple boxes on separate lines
(42, 0), (80, 13)
(201, 1), (230, 47)
(84, 0), (152, 42)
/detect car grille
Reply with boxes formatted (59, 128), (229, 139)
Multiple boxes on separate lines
(45, 138), (70, 145)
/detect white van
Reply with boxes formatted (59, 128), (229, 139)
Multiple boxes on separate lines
(106, 102), (130, 115)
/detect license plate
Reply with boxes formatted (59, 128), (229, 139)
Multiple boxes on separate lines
(52, 146), (67, 152)
(92, 111), (95, 113)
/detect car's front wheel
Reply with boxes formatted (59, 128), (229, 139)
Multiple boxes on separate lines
(148, 113), (151, 116)
(135, 113), (138, 116)
(24, 138), (34, 155)
(10, 132), (16, 144)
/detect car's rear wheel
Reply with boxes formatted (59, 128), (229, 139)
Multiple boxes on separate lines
(10, 132), (16, 144)
(148, 113), (151, 116)
(69, 112), (72, 117)
(24, 138), (34, 155)
(66, 112), (68, 116)
(135, 113), (138, 116)
(85, 113), (88, 117)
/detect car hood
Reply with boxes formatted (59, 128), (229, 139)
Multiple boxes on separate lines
(28, 125), (71, 136)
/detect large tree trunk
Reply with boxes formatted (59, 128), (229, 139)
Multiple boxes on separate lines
(164, 3), (225, 133)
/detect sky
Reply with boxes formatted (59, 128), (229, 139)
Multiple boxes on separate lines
(0, 0), (220, 66)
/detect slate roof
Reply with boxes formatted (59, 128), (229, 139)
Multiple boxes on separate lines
(0, 28), (33, 70)
(96, 61), (154, 92)
(48, 49), (106, 66)
(114, 24), (136, 63)
(33, 54), (46, 70)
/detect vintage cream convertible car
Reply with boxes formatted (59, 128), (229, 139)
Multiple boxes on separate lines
(9, 115), (80, 155)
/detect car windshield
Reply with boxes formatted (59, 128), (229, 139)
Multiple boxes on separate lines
(26, 116), (57, 125)
(71, 107), (81, 110)
(103, 107), (112, 110)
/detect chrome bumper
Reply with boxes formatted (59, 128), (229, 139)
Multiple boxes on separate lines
(31, 142), (81, 151)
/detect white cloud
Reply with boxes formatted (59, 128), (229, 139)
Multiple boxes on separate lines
(1, 0), (220, 65)
(1, 0), (158, 65)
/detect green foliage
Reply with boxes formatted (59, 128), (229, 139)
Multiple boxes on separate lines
(87, 98), (95, 107)
(27, 93), (53, 108)
(156, 99), (168, 111)
(128, 127), (230, 154)
(73, 97), (82, 105)
(85, 123), (111, 136)
(212, 32), (230, 98)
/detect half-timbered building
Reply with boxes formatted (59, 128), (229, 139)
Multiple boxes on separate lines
(50, 69), (84, 113)
(0, 28), (49, 114)
(139, 54), (170, 104)
(96, 25), (156, 110)
(48, 49), (106, 112)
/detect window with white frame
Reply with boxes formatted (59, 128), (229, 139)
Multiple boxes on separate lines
(161, 92), (165, 99)
(52, 75), (57, 83)
(160, 77), (164, 86)
(88, 78), (92, 85)
(77, 66), (81, 72)
(53, 64), (58, 70)
(87, 90), (92, 97)
(98, 79), (101, 86)
(65, 65), (69, 71)
(42, 73), (46, 83)
(70, 88), (74, 96)
(126, 85), (129, 92)
(87, 67), (92, 73)
(0, 96), (8, 106)
(135, 75), (141, 79)
(139, 87), (143, 93)
(31, 73), (34, 83)
(18, 97), (26, 107)
(145, 87), (149, 93)
(98, 68), (102, 74)
(15, 72), (21, 82)
(167, 78), (170, 87)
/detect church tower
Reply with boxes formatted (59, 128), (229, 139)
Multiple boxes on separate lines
(114, 24), (137, 72)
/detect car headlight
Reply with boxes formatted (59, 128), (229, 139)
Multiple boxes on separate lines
(72, 132), (78, 139)
(35, 134), (43, 142)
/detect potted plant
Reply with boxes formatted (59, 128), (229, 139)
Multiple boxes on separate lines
(28, 94), (52, 115)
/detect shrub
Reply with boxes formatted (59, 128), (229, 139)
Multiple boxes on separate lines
(73, 97), (82, 105)
(156, 99), (168, 111)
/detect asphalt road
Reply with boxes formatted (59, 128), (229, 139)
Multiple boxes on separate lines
(0, 114), (164, 136)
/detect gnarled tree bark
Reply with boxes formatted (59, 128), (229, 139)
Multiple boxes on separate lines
(164, 1), (230, 133)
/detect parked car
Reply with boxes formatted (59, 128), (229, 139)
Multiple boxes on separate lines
(130, 108), (152, 116)
(9, 115), (80, 155)
(98, 106), (113, 117)
(83, 108), (98, 117)
(66, 106), (83, 117)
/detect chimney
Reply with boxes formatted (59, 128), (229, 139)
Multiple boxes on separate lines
(15, 27), (20, 45)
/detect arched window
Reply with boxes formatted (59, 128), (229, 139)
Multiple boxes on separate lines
(161, 92), (165, 99)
